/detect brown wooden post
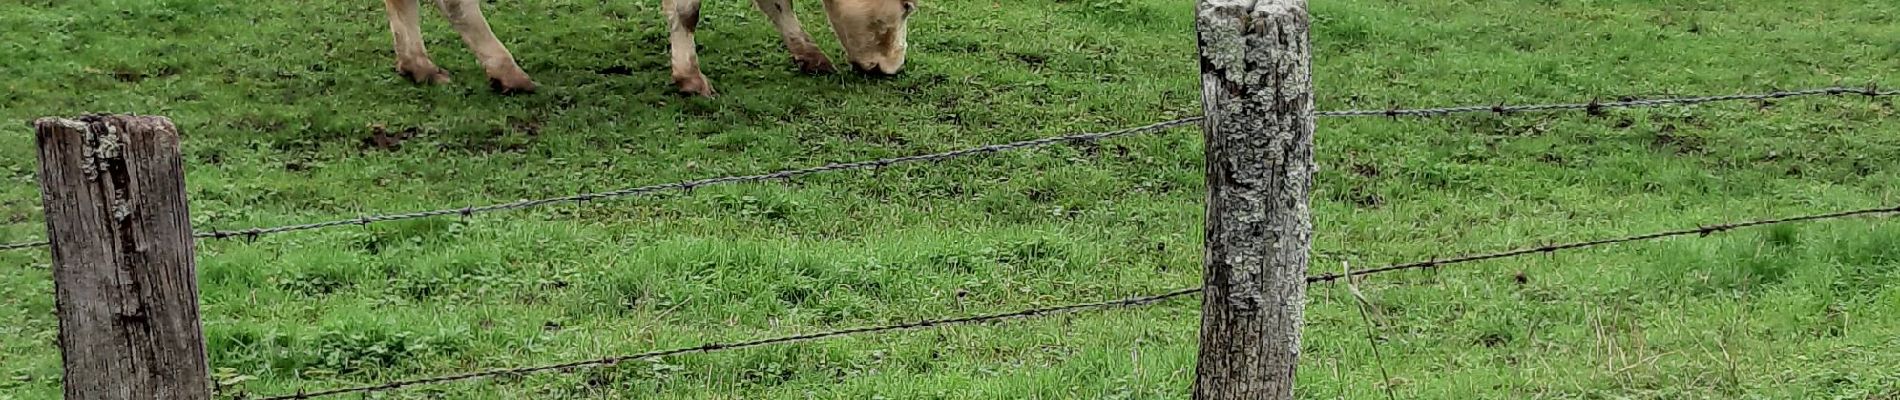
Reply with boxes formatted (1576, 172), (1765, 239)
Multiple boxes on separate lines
(1191, 0), (1315, 398)
(34, 115), (211, 400)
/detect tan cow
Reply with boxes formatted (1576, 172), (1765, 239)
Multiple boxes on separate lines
(382, 0), (916, 96)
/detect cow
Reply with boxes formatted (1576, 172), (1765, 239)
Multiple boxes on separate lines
(380, 0), (916, 96)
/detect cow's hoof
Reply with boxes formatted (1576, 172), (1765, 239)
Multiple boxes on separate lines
(487, 75), (539, 95)
(793, 53), (836, 74)
(397, 63), (452, 85)
(674, 74), (716, 97)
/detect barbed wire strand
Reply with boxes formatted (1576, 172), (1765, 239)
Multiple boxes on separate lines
(252, 202), (1897, 399)
(0, 118), (1200, 253)
(1305, 203), (1900, 283)
(4, 85), (1892, 253)
(0, 240), (49, 252)
(191, 117), (1195, 240)
(1318, 86), (1894, 117)
(254, 287), (1202, 400)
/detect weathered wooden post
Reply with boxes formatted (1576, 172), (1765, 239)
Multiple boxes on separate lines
(1191, 0), (1315, 398)
(34, 115), (211, 400)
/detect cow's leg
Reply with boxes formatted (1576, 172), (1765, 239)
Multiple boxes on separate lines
(665, 0), (715, 96)
(385, 0), (450, 84)
(435, 0), (537, 93)
(752, 0), (835, 74)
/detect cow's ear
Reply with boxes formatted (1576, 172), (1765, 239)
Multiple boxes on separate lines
(901, 0), (917, 17)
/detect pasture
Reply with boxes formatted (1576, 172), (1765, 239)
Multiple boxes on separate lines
(3, 0), (1899, 398)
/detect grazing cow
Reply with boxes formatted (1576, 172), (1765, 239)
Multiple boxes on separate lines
(381, 0), (916, 96)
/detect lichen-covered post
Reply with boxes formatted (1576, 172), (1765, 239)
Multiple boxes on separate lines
(34, 115), (211, 400)
(1191, 0), (1314, 398)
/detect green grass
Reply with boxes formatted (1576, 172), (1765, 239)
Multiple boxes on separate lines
(3, 0), (1900, 398)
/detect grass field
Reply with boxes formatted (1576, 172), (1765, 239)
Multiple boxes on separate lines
(4, 0), (1900, 398)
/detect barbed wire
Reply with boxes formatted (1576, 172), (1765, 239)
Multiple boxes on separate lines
(252, 287), (1202, 400)
(1306, 203), (1900, 283)
(1317, 86), (1894, 117)
(3, 85), (1892, 254)
(250, 201), (1897, 399)
(0, 118), (1201, 253)
(0, 240), (49, 252)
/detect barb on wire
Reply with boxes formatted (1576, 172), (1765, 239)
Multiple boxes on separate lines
(255, 287), (1201, 400)
(1318, 86), (1894, 118)
(1307, 204), (1900, 283)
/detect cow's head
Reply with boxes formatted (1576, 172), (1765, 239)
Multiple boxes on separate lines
(823, 0), (915, 76)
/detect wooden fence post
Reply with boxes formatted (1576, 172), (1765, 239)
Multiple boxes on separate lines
(34, 115), (211, 400)
(1192, 0), (1315, 398)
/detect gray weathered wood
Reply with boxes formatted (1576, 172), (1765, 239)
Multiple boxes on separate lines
(35, 115), (211, 400)
(1191, 0), (1315, 398)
